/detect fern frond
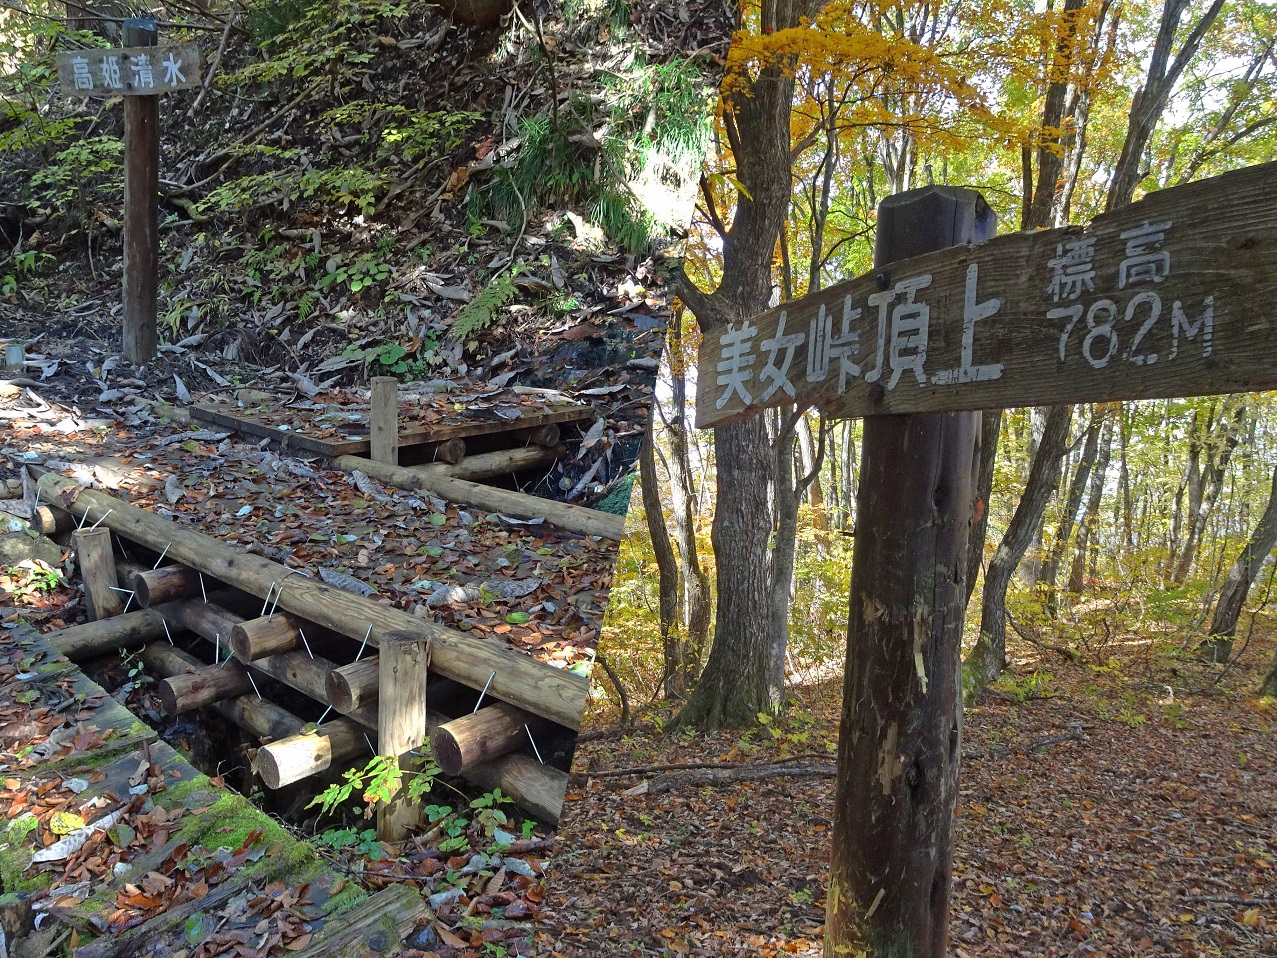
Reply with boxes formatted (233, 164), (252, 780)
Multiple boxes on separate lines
(449, 269), (521, 344)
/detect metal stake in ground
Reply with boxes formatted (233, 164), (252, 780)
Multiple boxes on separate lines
(825, 186), (994, 957)
(122, 17), (159, 365)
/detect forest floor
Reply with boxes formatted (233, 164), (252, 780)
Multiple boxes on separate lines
(533, 617), (1277, 957)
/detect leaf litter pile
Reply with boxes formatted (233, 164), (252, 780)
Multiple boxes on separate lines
(532, 626), (1277, 957)
(1, 380), (625, 673)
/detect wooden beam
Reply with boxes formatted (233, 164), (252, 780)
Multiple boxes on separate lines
(38, 473), (589, 729)
(30, 504), (74, 536)
(126, 564), (202, 606)
(326, 656), (379, 712)
(73, 526), (122, 621)
(230, 612), (307, 661)
(292, 884), (426, 957)
(160, 660), (254, 714)
(369, 376), (399, 466)
(121, 18), (159, 364)
(377, 630), (429, 841)
(141, 642), (303, 743)
(165, 596), (378, 729)
(49, 605), (175, 661)
(431, 702), (540, 776)
(410, 443), (564, 482)
(331, 454), (624, 541)
(256, 719), (370, 789)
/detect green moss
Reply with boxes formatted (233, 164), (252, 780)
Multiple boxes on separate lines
(0, 814), (50, 895)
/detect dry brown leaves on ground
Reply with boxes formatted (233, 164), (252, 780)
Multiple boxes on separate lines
(531, 626), (1277, 957)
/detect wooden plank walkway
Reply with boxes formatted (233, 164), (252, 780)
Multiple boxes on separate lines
(192, 398), (593, 457)
(0, 622), (427, 957)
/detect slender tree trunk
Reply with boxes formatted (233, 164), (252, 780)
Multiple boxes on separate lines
(665, 315), (712, 683)
(797, 415), (829, 547)
(1210, 464), (1277, 639)
(640, 407), (683, 698)
(965, 405), (1073, 703)
(1067, 411), (1114, 593)
(1119, 404), (1134, 552)
(1172, 403), (1245, 584)
(1042, 407), (1102, 612)
(769, 410), (801, 699)
(964, 410), (1002, 609)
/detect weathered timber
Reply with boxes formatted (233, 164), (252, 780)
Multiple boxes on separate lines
(38, 473), (588, 729)
(431, 702), (539, 776)
(411, 443), (565, 481)
(293, 883), (426, 958)
(326, 656), (380, 712)
(467, 753), (567, 824)
(73, 526), (123, 620)
(160, 660), (254, 714)
(165, 595), (379, 728)
(331, 454), (623, 542)
(190, 400), (592, 457)
(696, 160), (1277, 427)
(230, 611), (308, 660)
(141, 643), (303, 742)
(378, 630), (430, 841)
(424, 437), (467, 464)
(127, 563), (202, 606)
(49, 604), (175, 660)
(121, 19), (159, 365)
(826, 187), (987, 958)
(256, 718), (370, 788)
(520, 423), (560, 446)
(370, 376), (399, 466)
(30, 504), (74, 535)
(55, 43), (203, 96)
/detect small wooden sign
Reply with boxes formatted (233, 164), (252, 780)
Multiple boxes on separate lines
(695, 161), (1277, 428)
(56, 43), (202, 97)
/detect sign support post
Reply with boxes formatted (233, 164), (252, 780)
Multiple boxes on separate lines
(825, 188), (994, 956)
(121, 16), (159, 365)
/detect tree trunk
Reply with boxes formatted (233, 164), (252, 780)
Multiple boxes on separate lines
(664, 315), (712, 686)
(769, 412), (800, 698)
(965, 405), (1073, 703)
(1042, 406), (1103, 612)
(964, 409), (1002, 609)
(1067, 411), (1113, 593)
(672, 0), (820, 730)
(640, 406), (684, 699)
(1210, 464), (1277, 639)
(797, 414), (829, 546)
(672, 417), (778, 729)
(1172, 402), (1245, 584)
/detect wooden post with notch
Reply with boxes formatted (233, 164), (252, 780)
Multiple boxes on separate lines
(370, 376), (400, 466)
(825, 187), (993, 957)
(122, 17), (159, 365)
(73, 526), (124, 621)
(377, 629), (429, 841)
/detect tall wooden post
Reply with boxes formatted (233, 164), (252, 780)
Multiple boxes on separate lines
(826, 188), (995, 957)
(370, 376), (399, 466)
(377, 630), (429, 841)
(122, 17), (159, 365)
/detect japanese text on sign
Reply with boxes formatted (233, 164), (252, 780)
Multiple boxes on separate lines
(695, 160), (1277, 428)
(56, 44), (202, 96)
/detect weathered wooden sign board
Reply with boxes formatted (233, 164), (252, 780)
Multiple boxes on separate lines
(695, 160), (1277, 428)
(56, 43), (202, 96)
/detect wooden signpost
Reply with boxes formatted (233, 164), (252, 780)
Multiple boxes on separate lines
(696, 160), (1277, 429)
(55, 23), (201, 365)
(692, 160), (1277, 955)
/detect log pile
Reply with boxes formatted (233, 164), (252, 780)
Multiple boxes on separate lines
(38, 472), (579, 832)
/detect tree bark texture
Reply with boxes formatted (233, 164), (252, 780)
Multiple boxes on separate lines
(1042, 407), (1103, 611)
(964, 409), (1002, 610)
(640, 406), (684, 698)
(1210, 464), (1277, 639)
(965, 404), (1073, 704)
(826, 184), (990, 958)
(1067, 410), (1114, 593)
(672, 0), (824, 729)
